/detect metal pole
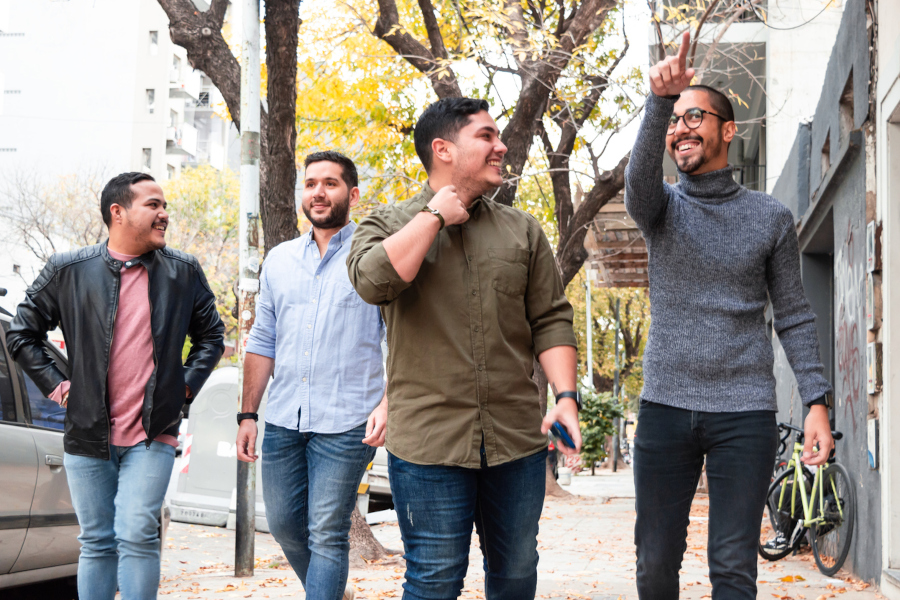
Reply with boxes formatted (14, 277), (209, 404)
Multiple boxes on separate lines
(612, 298), (620, 473)
(235, 0), (261, 578)
(586, 271), (593, 388)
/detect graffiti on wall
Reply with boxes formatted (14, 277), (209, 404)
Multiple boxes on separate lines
(835, 229), (863, 430)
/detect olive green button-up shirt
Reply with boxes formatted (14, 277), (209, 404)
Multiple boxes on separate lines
(347, 183), (576, 468)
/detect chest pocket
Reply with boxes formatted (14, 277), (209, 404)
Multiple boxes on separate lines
(325, 279), (362, 308)
(489, 248), (529, 297)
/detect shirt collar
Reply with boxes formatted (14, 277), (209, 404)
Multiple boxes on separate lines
(304, 221), (357, 248)
(420, 181), (487, 215)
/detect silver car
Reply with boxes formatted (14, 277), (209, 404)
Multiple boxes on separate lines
(0, 294), (169, 590)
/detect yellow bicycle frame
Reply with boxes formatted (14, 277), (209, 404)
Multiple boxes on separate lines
(777, 441), (844, 528)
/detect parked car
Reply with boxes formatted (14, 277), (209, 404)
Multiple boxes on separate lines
(0, 288), (169, 590)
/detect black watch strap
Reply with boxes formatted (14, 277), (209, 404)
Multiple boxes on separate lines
(555, 391), (582, 411)
(237, 412), (259, 424)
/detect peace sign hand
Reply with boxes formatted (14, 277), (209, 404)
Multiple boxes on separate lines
(649, 30), (695, 98)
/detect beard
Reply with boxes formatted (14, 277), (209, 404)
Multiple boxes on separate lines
(672, 133), (724, 174)
(303, 194), (350, 229)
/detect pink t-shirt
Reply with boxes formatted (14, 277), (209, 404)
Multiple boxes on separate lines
(51, 249), (178, 449)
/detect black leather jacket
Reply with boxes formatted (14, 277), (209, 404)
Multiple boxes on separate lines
(7, 242), (225, 459)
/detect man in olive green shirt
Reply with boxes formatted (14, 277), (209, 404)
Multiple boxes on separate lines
(348, 97), (580, 600)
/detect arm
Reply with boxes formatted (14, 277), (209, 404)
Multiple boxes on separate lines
(7, 259), (68, 396)
(766, 210), (833, 465)
(235, 352), (274, 462)
(348, 186), (470, 304)
(182, 265), (226, 398)
(522, 222), (581, 453)
(538, 346), (582, 455)
(624, 31), (694, 231)
(382, 185), (469, 281)
(237, 263), (279, 462)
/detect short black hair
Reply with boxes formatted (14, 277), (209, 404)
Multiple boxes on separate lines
(100, 172), (156, 227)
(304, 151), (358, 189)
(414, 97), (491, 171)
(685, 84), (735, 123)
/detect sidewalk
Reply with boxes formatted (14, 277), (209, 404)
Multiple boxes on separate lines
(155, 470), (882, 599)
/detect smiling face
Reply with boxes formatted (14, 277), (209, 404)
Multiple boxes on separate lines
(302, 160), (359, 230)
(443, 110), (507, 198)
(109, 180), (169, 254)
(667, 89), (735, 175)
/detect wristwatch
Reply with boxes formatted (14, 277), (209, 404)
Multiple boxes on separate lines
(237, 412), (259, 425)
(555, 391), (582, 411)
(420, 205), (445, 230)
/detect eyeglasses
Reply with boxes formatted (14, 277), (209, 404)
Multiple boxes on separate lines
(667, 108), (729, 134)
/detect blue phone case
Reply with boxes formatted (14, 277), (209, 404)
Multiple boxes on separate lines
(551, 422), (575, 449)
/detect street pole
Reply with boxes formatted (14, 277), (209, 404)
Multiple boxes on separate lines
(612, 298), (620, 473)
(235, 0), (260, 578)
(586, 271), (593, 388)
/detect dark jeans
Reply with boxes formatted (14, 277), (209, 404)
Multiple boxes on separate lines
(633, 400), (777, 600)
(261, 422), (376, 600)
(389, 448), (547, 600)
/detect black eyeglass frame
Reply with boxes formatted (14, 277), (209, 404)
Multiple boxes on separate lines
(667, 108), (730, 133)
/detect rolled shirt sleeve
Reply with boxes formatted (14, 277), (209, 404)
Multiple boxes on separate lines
(525, 218), (577, 356)
(347, 208), (413, 306)
(245, 261), (277, 359)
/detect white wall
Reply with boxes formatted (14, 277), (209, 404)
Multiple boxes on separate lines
(765, 0), (845, 193)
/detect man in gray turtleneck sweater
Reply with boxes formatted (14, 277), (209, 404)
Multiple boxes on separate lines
(626, 32), (834, 600)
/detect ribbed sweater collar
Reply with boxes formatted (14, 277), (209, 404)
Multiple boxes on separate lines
(677, 166), (742, 202)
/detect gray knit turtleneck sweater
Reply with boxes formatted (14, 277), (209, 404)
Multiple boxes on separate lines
(624, 93), (832, 412)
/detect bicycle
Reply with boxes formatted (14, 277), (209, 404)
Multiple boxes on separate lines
(758, 422), (856, 576)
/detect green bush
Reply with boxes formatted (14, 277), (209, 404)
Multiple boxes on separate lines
(579, 389), (626, 474)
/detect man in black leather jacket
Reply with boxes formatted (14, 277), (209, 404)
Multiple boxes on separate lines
(7, 171), (224, 600)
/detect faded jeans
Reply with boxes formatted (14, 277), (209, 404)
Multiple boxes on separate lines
(389, 447), (547, 600)
(261, 421), (375, 600)
(64, 441), (175, 600)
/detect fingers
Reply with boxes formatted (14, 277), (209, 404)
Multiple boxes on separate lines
(363, 418), (387, 447)
(677, 30), (691, 66)
(236, 423), (258, 462)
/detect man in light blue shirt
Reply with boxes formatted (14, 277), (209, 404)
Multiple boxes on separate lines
(236, 151), (386, 600)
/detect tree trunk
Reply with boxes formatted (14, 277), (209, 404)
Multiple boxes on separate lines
(348, 505), (392, 565)
(534, 358), (572, 499)
(261, 0), (301, 253)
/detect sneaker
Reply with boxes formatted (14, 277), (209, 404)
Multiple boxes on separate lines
(343, 584), (355, 600)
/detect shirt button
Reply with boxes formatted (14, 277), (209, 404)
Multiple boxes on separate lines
(472, 290), (477, 295)
(467, 256), (473, 261)
(474, 326), (479, 332)
(478, 365), (484, 371)
(307, 324), (312, 329)
(302, 377), (307, 382)
(311, 299), (317, 304)
(304, 351), (309, 356)
(316, 275), (320, 279)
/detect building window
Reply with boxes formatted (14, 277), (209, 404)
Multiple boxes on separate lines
(12, 264), (20, 275)
(149, 31), (158, 55)
(142, 148), (152, 171)
(167, 164), (176, 180)
(146, 89), (155, 114)
(172, 55), (182, 80)
(170, 109), (178, 128)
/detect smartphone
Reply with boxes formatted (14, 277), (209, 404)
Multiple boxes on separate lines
(550, 422), (576, 449)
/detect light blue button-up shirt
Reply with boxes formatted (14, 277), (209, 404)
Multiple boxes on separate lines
(246, 222), (385, 433)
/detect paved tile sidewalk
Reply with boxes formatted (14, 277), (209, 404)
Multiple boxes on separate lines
(154, 471), (882, 599)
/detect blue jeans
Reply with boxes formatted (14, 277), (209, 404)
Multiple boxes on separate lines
(633, 400), (778, 600)
(389, 448), (547, 600)
(64, 441), (176, 600)
(261, 422), (376, 600)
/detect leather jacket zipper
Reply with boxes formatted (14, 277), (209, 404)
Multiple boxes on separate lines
(145, 266), (158, 449)
(105, 266), (120, 458)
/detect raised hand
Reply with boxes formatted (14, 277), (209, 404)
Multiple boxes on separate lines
(428, 185), (469, 227)
(649, 30), (695, 98)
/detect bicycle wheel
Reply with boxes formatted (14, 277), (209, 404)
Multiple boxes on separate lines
(759, 468), (805, 561)
(811, 462), (856, 576)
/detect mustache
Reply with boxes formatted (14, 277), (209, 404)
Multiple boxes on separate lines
(671, 134), (703, 150)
